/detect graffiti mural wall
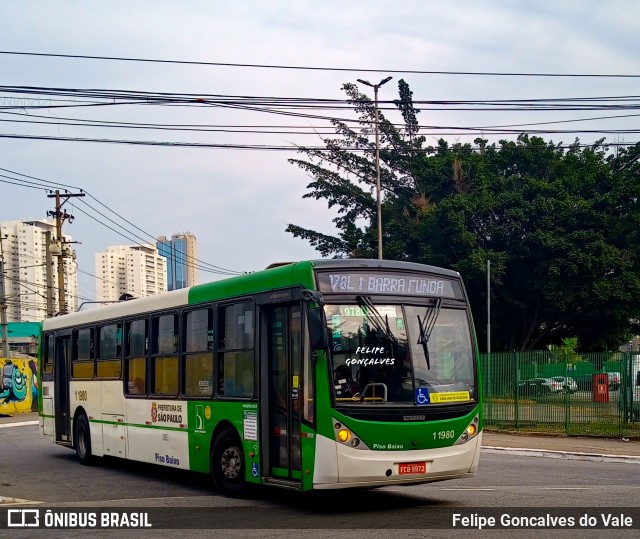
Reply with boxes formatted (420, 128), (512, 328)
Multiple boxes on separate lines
(0, 357), (39, 415)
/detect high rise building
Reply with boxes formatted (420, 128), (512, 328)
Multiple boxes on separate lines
(156, 232), (198, 291)
(0, 219), (78, 321)
(95, 244), (167, 303)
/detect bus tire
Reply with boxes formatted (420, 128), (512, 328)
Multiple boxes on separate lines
(74, 414), (94, 466)
(211, 429), (246, 497)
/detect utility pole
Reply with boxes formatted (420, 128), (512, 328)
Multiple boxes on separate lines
(357, 76), (392, 260)
(0, 233), (9, 358)
(45, 230), (55, 318)
(47, 190), (84, 315)
(0, 231), (9, 359)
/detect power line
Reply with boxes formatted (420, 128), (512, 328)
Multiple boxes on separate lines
(78, 196), (240, 275)
(0, 133), (636, 151)
(3, 108), (640, 136)
(4, 84), (640, 106)
(77, 268), (146, 299)
(3, 86), (640, 140)
(1, 50), (640, 78)
(0, 133), (319, 149)
(0, 167), (243, 275)
(4, 115), (640, 137)
(72, 200), (239, 276)
(1, 86), (639, 150)
(0, 166), (81, 190)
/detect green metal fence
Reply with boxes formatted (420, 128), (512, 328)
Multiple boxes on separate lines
(481, 351), (640, 438)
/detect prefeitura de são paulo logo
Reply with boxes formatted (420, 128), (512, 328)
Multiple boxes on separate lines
(151, 402), (158, 423)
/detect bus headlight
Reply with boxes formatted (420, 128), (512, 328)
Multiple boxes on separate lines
(332, 419), (369, 450)
(454, 415), (480, 445)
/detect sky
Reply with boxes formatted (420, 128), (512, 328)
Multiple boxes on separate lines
(1, 0), (639, 305)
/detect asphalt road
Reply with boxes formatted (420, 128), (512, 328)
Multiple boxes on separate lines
(2, 422), (639, 538)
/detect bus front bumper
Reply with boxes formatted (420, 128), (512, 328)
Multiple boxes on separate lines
(313, 432), (482, 489)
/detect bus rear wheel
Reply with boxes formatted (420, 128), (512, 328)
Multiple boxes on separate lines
(74, 414), (94, 466)
(211, 429), (247, 497)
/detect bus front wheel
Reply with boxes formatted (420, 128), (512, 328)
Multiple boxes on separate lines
(211, 429), (246, 497)
(74, 414), (94, 466)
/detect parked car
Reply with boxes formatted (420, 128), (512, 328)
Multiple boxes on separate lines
(572, 373), (620, 392)
(550, 376), (577, 393)
(606, 372), (621, 390)
(517, 377), (563, 396)
(574, 375), (593, 391)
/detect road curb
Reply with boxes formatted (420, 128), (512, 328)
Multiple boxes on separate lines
(482, 445), (640, 464)
(0, 420), (39, 429)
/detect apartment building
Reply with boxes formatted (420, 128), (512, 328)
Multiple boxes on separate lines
(156, 232), (198, 291)
(0, 219), (78, 321)
(95, 244), (167, 303)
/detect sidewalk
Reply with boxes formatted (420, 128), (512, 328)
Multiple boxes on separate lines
(2, 412), (640, 463)
(482, 429), (640, 463)
(0, 411), (39, 426)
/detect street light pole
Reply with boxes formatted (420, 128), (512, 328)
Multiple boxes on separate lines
(357, 76), (392, 260)
(487, 259), (491, 355)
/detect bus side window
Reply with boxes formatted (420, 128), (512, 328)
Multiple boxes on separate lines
(217, 302), (255, 398)
(126, 319), (148, 395)
(72, 328), (94, 379)
(183, 308), (214, 397)
(303, 324), (314, 423)
(44, 334), (55, 375)
(96, 323), (122, 379)
(152, 314), (179, 396)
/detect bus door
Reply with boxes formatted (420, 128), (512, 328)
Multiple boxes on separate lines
(261, 303), (303, 484)
(54, 333), (72, 443)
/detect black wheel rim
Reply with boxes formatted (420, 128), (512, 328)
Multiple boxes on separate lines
(78, 425), (87, 457)
(220, 446), (241, 480)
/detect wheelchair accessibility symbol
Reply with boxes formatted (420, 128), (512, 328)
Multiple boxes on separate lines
(416, 387), (430, 405)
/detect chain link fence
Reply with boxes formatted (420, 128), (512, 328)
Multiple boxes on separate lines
(481, 351), (640, 438)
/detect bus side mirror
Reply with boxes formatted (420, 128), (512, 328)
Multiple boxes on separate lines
(308, 307), (327, 352)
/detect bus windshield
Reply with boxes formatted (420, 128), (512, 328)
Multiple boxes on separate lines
(326, 302), (475, 405)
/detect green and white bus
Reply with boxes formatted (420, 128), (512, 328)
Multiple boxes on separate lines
(39, 259), (482, 496)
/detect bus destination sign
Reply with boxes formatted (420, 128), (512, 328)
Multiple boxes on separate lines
(316, 271), (462, 299)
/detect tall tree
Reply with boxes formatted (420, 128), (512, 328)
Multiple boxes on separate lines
(287, 81), (640, 351)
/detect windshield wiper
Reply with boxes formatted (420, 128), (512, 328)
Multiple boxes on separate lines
(356, 295), (397, 345)
(417, 298), (442, 370)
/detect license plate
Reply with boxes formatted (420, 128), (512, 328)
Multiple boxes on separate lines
(398, 462), (427, 475)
